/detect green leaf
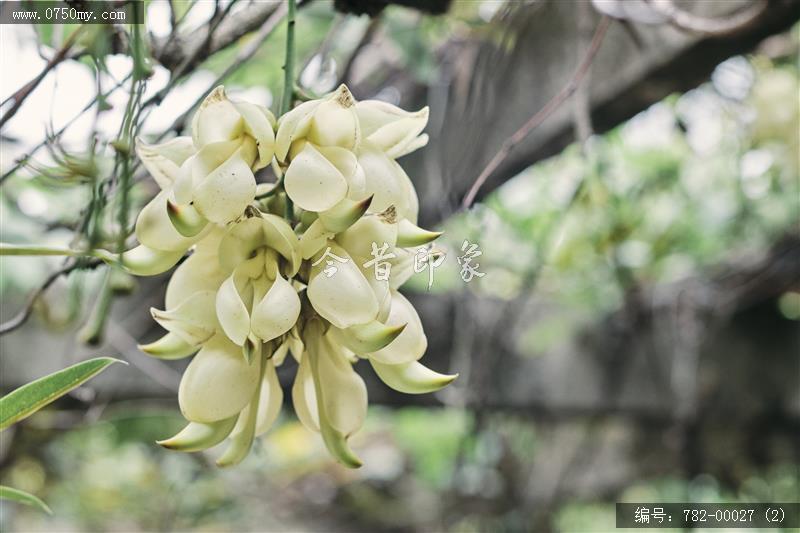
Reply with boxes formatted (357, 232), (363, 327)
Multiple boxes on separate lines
(0, 357), (125, 431)
(0, 486), (52, 514)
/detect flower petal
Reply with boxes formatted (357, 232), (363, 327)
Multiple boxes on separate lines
(284, 143), (348, 212)
(355, 102), (428, 159)
(358, 145), (410, 217)
(134, 191), (199, 252)
(217, 217), (266, 274)
(368, 290), (427, 365)
(157, 416), (238, 452)
(165, 249), (227, 310)
(232, 100), (275, 170)
(254, 359), (283, 436)
(151, 290), (218, 345)
(216, 273), (251, 346)
(136, 136), (195, 190)
(307, 85), (359, 150)
(292, 351), (319, 432)
(138, 332), (199, 360)
(307, 245), (378, 329)
(315, 332), (367, 436)
(250, 274), (301, 342)
(370, 359), (457, 394)
(193, 143), (257, 224)
(179, 334), (261, 423)
(275, 99), (320, 161)
(191, 86), (244, 147)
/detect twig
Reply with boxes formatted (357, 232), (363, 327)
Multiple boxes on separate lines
(144, 0), (239, 108)
(0, 74), (130, 186)
(0, 29), (83, 130)
(280, 0), (297, 221)
(0, 259), (101, 336)
(461, 16), (611, 210)
(280, 0), (297, 115)
(155, 3), (288, 140)
(153, 1), (280, 72)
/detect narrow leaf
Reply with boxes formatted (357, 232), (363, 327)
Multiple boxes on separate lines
(0, 486), (52, 514)
(0, 357), (125, 430)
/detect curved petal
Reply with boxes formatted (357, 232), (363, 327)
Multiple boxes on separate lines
(304, 321), (363, 468)
(136, 136), (195, 190)
(291, 351), (319, 432)
(216, 273), (251, 346)
(307, 86), (359, 150)
(232, 100), (275, 170)
(191, 86), (244, 147)
(335, 214), (397, 262)
(95, 245), (184, 276)
(193, 143), (257, 224)
(134, 191), (198, 252)
(358, 145), (410, 217)
(157, 416), (238, 452)
(261, 214), (301, 275)
(356, 102), (429, 159)
(138, 331), (199, 360)
(318, 195), (373, 233)
(254, 359), (283, 436)
(250, 274), (301, 342)
(217, 217), (266, 274)
(355, 100), (428, 138)
(298, 220), (334, 260)
(179, 334), (261, 423)
(368, 290), (427, 365)
(165, 249), (227, 309)
(316, 332), (367, 436)
(370, 359), (457, 394)
(151, 290), (218, 345)
(307, 246), (378, 329)
(275, 99), (320, 161)
(284, 143), (348, 212)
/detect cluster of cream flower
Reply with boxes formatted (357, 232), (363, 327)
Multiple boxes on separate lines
(126, 85), (456, 467)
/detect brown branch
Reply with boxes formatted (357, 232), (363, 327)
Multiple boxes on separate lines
(0, 29), (82, 131)
(157, 3), (288, 139)
(461, 16), (611, 209)
(152, 1), (282, 72)
(0, 259), (102, 336)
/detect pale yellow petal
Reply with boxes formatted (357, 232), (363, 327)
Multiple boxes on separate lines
(193, 144), (257, 224)
(134, 191), (198, 252)
(292, 351), (319, 431)
(275, 99), (320, 161)
(232, 100), (275, 170)
(250, 274), (301, 342)
(307, 245), (378, 329)
(179, 334), (261, 423)
(368, 290), (427, 364)
(191, 86), (244, 147)
(151, 290), (218, 345)
(284, 143), (347, 212)
(136, 136), (195, 190)
(216, 273), (251, 346)
(358, 145), (410, 216)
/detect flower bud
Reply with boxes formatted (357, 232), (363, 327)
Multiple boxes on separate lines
(355, 100), (429, 159)
(179, 334), (262, 423)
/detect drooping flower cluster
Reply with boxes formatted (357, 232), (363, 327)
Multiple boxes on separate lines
(128, 85), (456, 467)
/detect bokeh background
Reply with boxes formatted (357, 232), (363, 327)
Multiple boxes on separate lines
(1, 1), (798, 531)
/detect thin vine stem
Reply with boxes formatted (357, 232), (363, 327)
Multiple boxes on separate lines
(280, 0), (297, 221)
